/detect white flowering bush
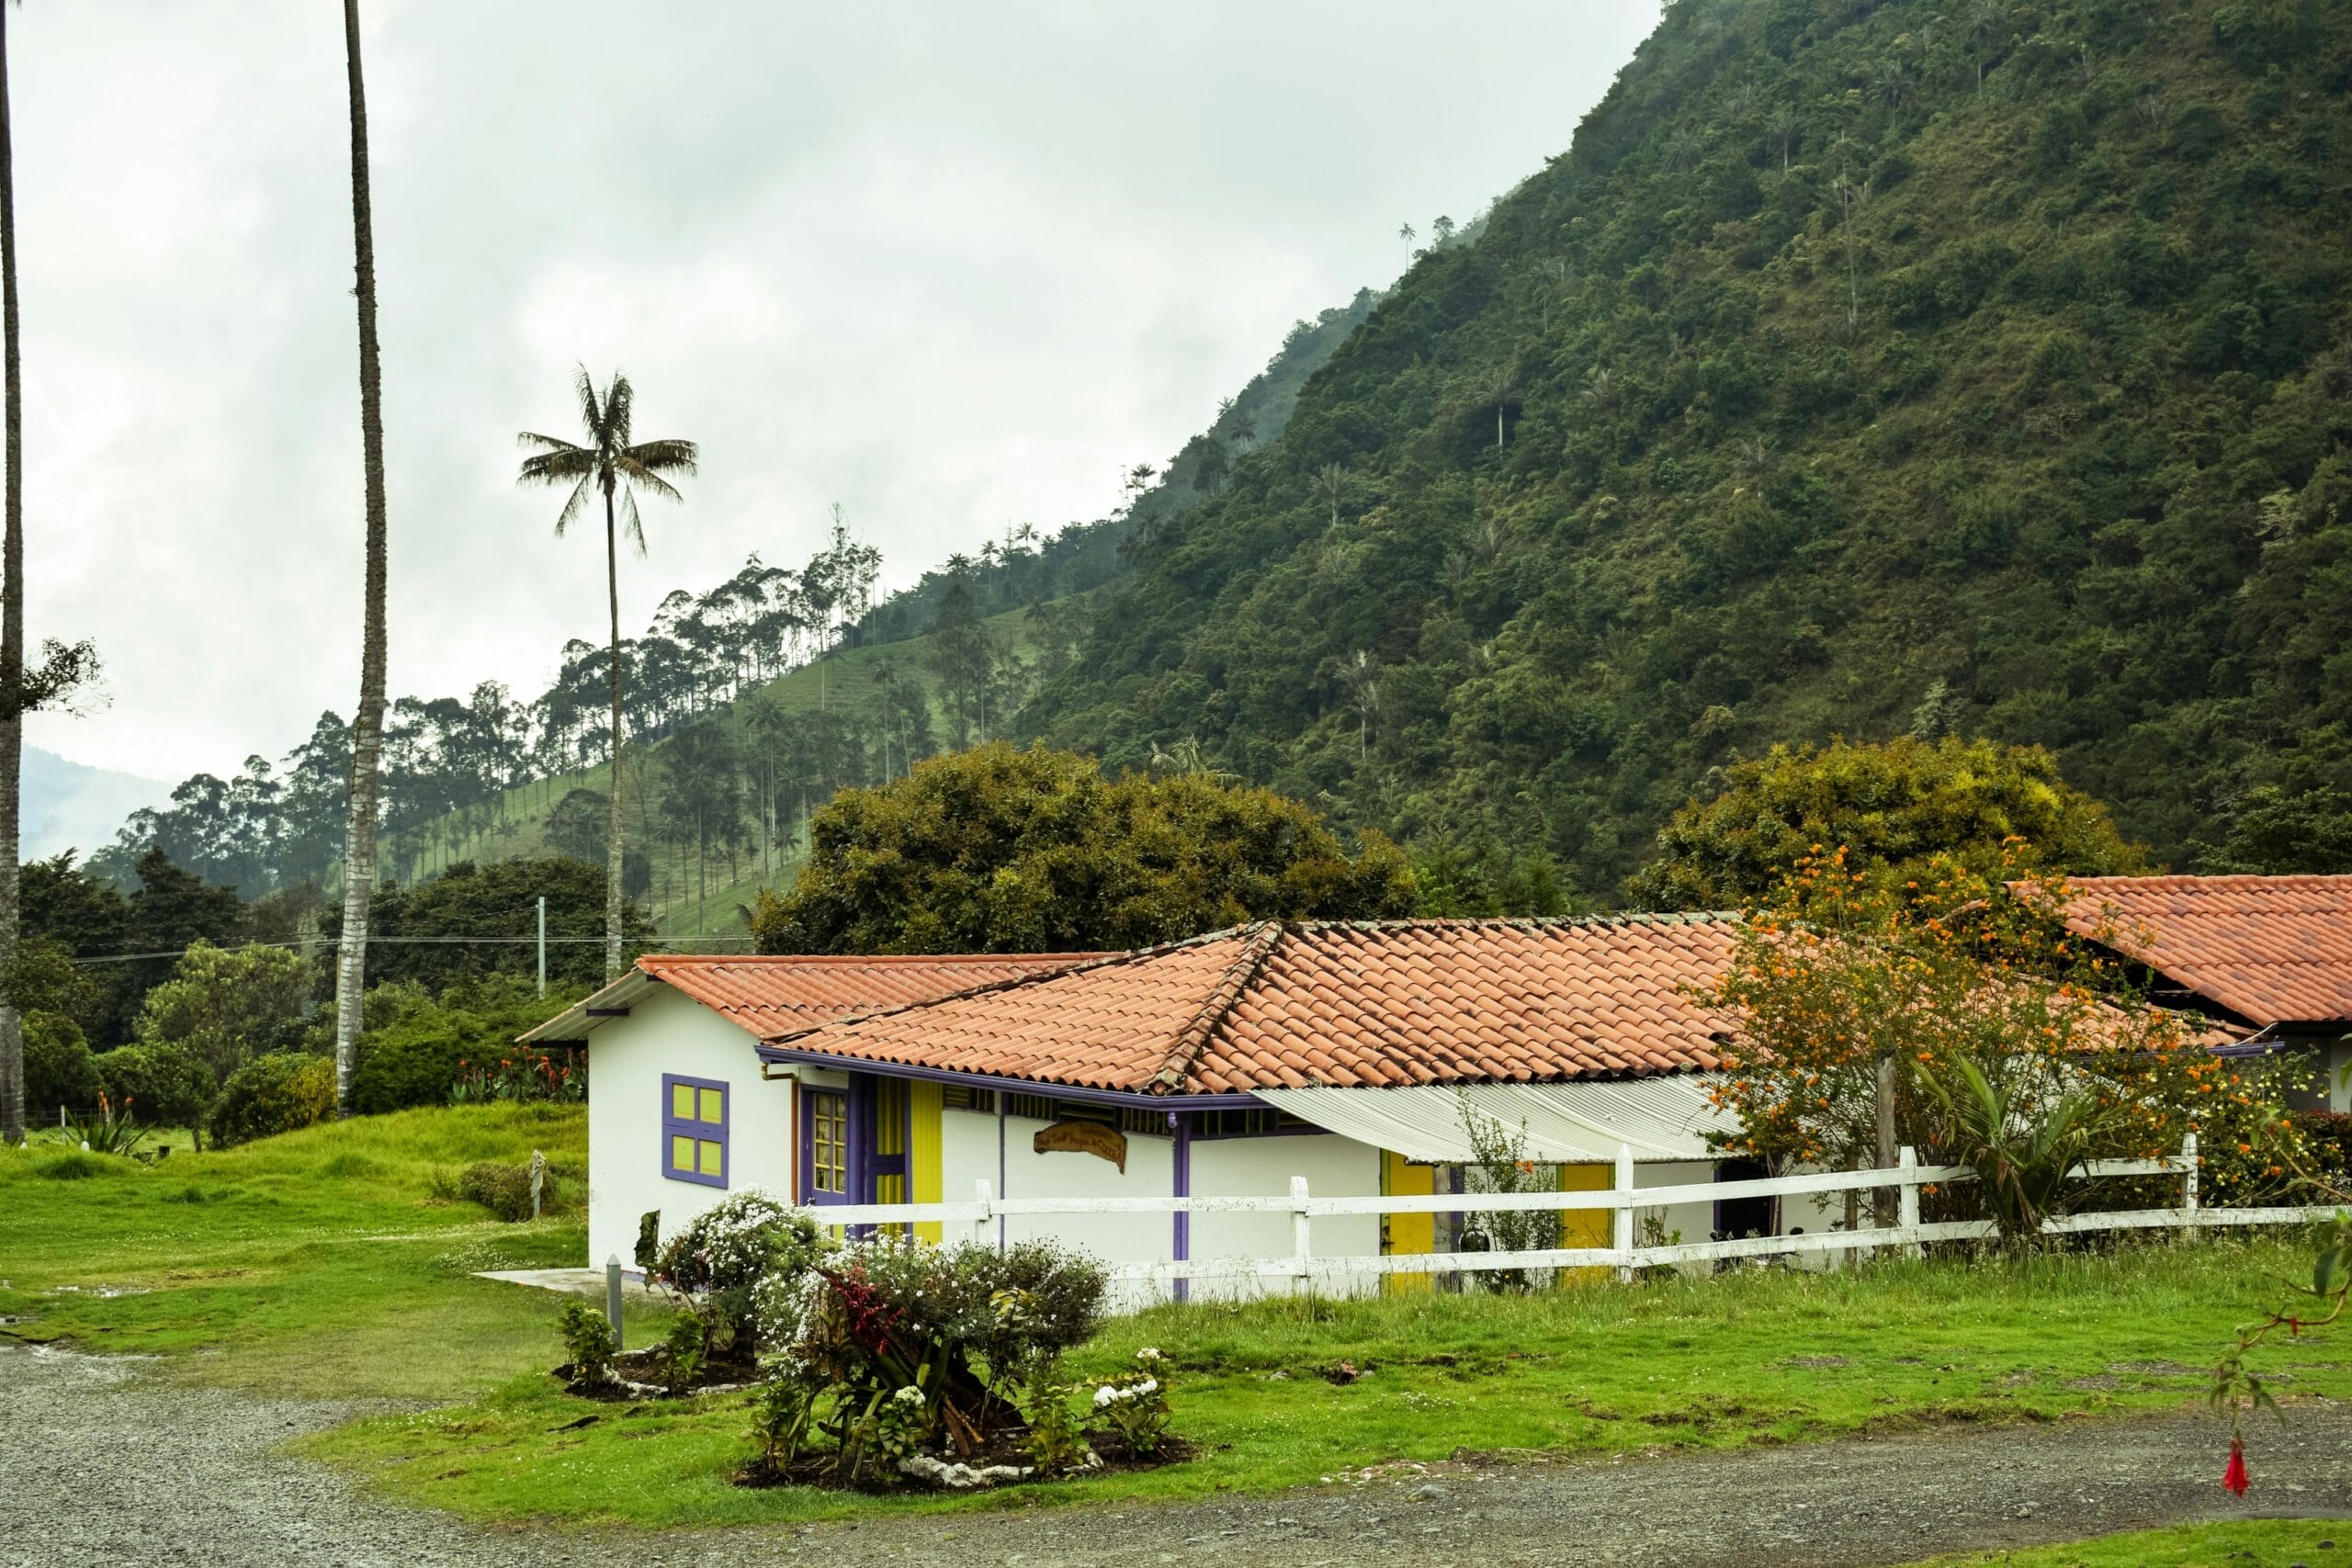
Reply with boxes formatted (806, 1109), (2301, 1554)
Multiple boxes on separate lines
(648, 1191), (830, 1361)
(1087, 1348), (1173, 1457)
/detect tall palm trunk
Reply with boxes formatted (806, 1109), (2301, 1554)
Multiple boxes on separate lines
(332, 0), (390, 1116)
(0, 2), (25, 1145)
(603, 483), (623, 979)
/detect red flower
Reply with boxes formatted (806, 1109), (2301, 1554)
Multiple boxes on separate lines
(2223, 1435), (2249, 1497)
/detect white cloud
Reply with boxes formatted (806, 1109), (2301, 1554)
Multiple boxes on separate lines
(17, 0), (1657, 782)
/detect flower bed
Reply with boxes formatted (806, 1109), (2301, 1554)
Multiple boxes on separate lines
(552, 1192), (1188, 1493)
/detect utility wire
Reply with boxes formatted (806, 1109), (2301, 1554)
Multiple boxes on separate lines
(62, 933), (757, 965)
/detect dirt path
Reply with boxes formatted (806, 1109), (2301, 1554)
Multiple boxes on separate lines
(4, 1343), (2347, 1568)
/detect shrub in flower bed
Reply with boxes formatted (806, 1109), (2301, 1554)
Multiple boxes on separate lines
(740, 1234), (1186, 1492)
(645, 1191), (829, 1372)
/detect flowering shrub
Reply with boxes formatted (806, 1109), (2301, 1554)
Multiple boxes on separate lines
(1456, 1098), (1556, 1292)
(652, 1190), (829, 1357)
(745, 1235), (1115, 1487)
(1694, 846), (2312, 1237)
(1090, 1348), (1172, 1457)
(449, 1046), (583, 1106)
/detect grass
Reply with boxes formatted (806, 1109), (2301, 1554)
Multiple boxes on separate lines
(8, 1107), (2347, 1530)
(1904, 1519), (2351, 1565)
(0, 1104), (672, 1400)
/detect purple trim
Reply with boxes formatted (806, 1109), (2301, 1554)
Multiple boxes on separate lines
(661, 1073), (729, 1190)
(1172, 1111), (1192, 1306)
(801, 1088), (850, 1205)
(753, 1045), (1263, 1109)
(997, 1094), (1008, 1252)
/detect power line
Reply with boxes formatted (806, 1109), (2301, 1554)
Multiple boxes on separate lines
(62, 933), (757, 966)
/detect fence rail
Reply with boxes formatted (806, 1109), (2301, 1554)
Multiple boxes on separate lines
(795, 1133), (2344, 1289)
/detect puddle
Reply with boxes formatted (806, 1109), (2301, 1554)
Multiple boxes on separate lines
(46, 1284), (151, 1300)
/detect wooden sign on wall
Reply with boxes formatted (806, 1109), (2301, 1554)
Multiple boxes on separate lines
(1033, 1119), (1128, 1173)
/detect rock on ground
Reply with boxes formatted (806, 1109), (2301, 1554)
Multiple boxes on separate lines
(3, 1343), (2348, 1567)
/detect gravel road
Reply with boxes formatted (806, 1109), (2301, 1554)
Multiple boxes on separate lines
(4, 1342), (2348, 1568)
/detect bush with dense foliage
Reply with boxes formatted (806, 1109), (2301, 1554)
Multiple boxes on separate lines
(748, 1234), (1114, 1487)
(1629, 736), (2146, 908)
(649, 1191), (829, 1357)
(752, 741), (1417, 954)
(135, 941), (316, 1094)
(94, 1041), (211, 1139)
(1023, 0), (2352, 897)
(205, 1052), (336, 1148)
(20, 1013), (99, 1123)
(347, 975), (589, 1114)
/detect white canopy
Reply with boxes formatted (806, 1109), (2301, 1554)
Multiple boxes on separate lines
(1252, 1076), (1738, 1164)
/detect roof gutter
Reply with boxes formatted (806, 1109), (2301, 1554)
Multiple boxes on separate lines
(751, 1044), (1267, 1111)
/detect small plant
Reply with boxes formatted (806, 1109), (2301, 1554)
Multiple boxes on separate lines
(555, 1298), (616, 1389)
(1458, 1094), (1557, 1292)
(1091, 1347), (1172, 1457)
(449, 1047), (585, 1107)
(747, 1359), (824, 1469)
(1021, 1371), (1091, 1475)
(847, 1382), (933, 1483)
(662, 1311), (710, 1393)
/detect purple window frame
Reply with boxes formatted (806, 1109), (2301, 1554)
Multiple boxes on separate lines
(662, 1073), (729, 1190)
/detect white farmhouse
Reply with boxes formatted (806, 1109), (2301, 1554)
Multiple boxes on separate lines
(526, 917), (1787, 1294)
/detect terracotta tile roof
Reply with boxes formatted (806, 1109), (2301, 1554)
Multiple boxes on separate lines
(761, 918), (1739, 1094)
(2050, 874), (2352, 1028)
(635, 953), (1107, 1037)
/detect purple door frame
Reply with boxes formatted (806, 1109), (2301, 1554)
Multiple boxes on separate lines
(1171, 1111), (1192, 1304)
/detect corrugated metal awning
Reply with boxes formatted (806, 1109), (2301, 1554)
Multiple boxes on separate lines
(1251, 1076), (1736, 1163)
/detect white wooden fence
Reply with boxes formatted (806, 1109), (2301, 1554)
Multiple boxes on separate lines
(797, 1134), (2346, 1292)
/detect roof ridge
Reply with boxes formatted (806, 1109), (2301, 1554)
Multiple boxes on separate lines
(1148, 919), (1286, 1095)
(757, 924), (1262, 1045)
(641, 951), (1100, 968)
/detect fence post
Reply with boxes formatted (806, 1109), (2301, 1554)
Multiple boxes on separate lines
(1612, 1143), (1635, 1283)
(1897, 1145), (1920, 1259)
(971, 1178), (993, 1249)
(2182, 1131), (2199, 1237)
(1290, 1175), (1312, 1294)
(605, 1253), (625, 1353)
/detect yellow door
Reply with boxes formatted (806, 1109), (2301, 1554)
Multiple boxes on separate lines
(1382, 1150), (1436, 1296)
(910, 1082), (944, 1245)
(1559, 1162), (1611, 1285)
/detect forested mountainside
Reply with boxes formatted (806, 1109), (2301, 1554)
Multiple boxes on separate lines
(87, 278), (1381, 914)
(1025, 0), (2352, 897)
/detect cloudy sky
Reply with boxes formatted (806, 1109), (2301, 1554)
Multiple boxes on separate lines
(15, 1), (1657, 785)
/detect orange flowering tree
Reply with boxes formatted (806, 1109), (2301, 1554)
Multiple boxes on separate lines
(1694, 843), (2312, 1237)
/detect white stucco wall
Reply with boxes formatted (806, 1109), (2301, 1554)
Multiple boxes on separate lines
(583, 985), (793, 1268)
(1191, 1132), (1382, 1299)
(941, 1105), (1180, 1269)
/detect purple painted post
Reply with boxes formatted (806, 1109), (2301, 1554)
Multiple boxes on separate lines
(1171, 1111), (1192, 1305)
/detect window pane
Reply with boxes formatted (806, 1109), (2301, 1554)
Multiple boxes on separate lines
(671, 1083), (694, 1121)
(671, 1134), (695, 1171)
(699, 1087), (724, 1124)
(699, 1140), (723, 1177)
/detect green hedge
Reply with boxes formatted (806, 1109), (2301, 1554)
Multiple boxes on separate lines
(207, 1053), (335, 1147)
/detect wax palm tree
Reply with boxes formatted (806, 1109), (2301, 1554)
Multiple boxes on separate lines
(327, 0), (391, 1118)
(0, 3), (101, 1143)
(517, 369), (697, 980)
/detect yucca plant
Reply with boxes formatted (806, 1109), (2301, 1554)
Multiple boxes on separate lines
(1916, 1053), (2113, 1243)
(63, 1090), (146, 1158)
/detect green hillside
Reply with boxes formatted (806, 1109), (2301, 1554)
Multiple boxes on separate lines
(1025, 0), (2352, 897)
(390, 604), (1054, 941)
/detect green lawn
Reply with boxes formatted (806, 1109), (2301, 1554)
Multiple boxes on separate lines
(1905, 1519), (2349, 1565)
(5, 1108), (2346, 1530)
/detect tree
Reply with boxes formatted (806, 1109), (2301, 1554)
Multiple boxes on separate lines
(135, 942), (316, 1097)
(2193, 785), (2352, 874)
(329, 0), (391, 1122)
(1695, 850), (2290, 1236)
(0, 2), (101, 1146)
(542, 787), (610, 865)
(751, 741), (1419, 955)
(924, 575), (994, 749)
(1630, 736), (2148, 909)
(1314, 463), (1350, 528)
(515, 368), (697, 980)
